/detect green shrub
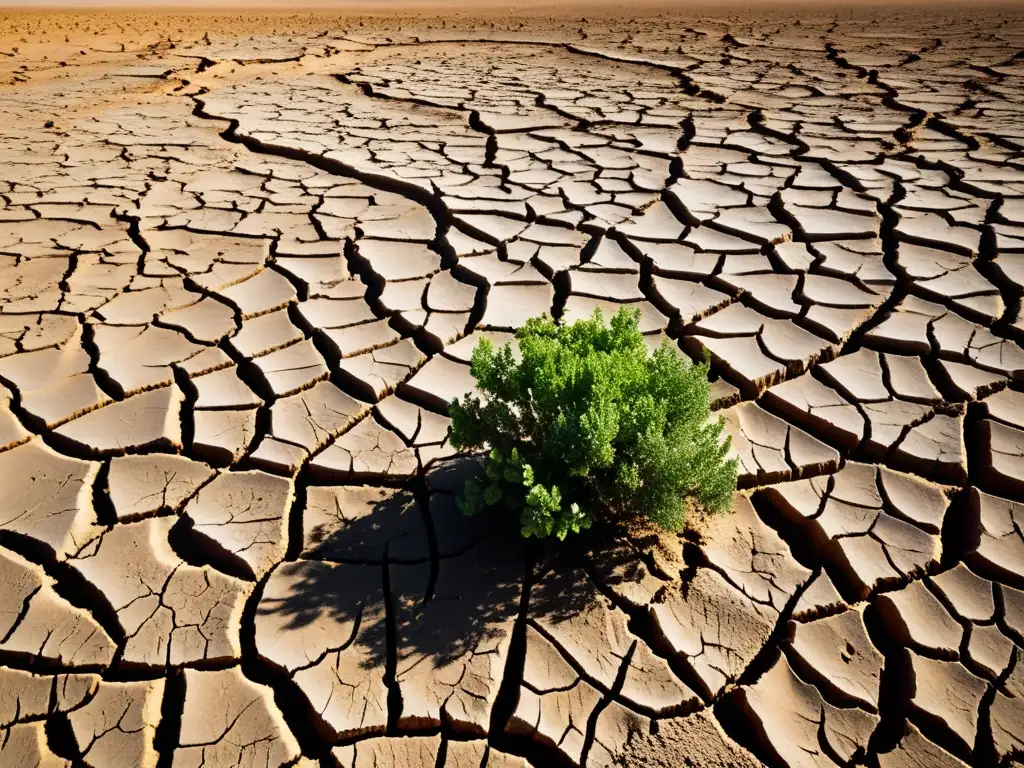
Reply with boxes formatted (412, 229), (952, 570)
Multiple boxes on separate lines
(448, 307), (738, 540)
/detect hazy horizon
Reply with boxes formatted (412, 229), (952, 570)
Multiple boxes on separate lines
(0, 0), (1014, 9)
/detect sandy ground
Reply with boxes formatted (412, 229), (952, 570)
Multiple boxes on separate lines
(0, 4), (1021, 768)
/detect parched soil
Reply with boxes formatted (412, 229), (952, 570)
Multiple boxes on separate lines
(0, 4), (1022, 767)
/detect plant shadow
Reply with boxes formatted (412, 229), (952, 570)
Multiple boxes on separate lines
(254, 456), (664, 703)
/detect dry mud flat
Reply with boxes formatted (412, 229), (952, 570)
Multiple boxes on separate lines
(0, 4), (1023, 767)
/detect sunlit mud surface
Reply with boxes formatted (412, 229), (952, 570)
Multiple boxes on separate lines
(0, 5), (1022, 767)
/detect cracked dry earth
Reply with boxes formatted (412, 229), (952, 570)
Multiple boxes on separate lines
(2, 5), (1024, 768)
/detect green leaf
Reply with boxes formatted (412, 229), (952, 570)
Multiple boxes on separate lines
(521, 462), (534, 487)
(484, 483), (503, 507)
(448, 307), (737, 539)
(457, 478), (484, 517)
